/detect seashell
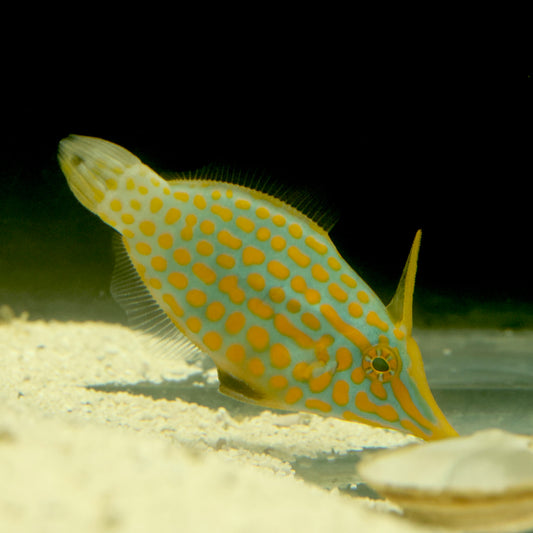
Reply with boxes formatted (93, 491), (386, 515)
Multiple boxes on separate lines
(358, 429), (533, 532)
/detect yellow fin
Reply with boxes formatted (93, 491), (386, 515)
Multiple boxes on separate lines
(386, 230), (422, 335)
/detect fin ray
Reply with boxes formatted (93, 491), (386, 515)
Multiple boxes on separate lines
(110, 233), (206, 363)
(163, 164), (339, 233)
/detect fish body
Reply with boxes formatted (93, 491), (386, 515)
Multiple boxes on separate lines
(58, 135), (457, 440)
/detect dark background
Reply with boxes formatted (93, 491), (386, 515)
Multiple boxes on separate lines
(0, 91), (528, 329)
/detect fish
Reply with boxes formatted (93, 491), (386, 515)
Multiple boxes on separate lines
(58, 135), (458, 440)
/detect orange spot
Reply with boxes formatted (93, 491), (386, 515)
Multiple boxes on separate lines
(393, 328), (405, 340)
(270, 344), (291, 369)
(370, 380), (387, 400)
(320, 304), (371, 352)
(192, 262), (217, 285)
(247, 325), (270, 351)
(309, 371), (332, 393)
(357, 290), (370, 303)
(121, 213), (135, 224)
(355, 391), (399, 422)
(162, 293), (184, 317)
(305, 398), (332, 413)
(225, 311), (246, 335)
(168, 272), (188, 290)
(235, 199), (251, 210)
(366, 311), (389, 332)
(348, 302), (363, 318)
(216, 254), (235, 269)
(164, 207), (181, 225)
(106, 178), (118, 190)
(206, 301), (225, 322)
(248, 298), (275, 320)
(285, 386), (303, 404)
(219, 275), (246, 304)
(256, 206), (269, 219)
(292, 362), (312, 382)
(165, 207), (181, 225)
(270, 235), (286, 251)
(328, 283), (348, 303)
(173, 191), (189, 202)
(286, 299), (301, 313)
(203, 331), (223, 351)
(140, 220), (156, 236)
(200, 220), (215, 235)
(151, 256), (167, 272)
(211, 204), (233, 222)
(304, 289), (321, 305)
(150, 197), (163, 213)
(305, 235), (328, 255)
(327, 257), (341, 271)
(186, 289), (207, 307)
(186, 316), (202, 333)
(150, 177), (160, 187)
(315, 335), (334, 363)
(288, 223), (303, 239)
(193, 194), (207, 209)
(236, 216), (255, 233)
(269, 287), (285, 303)
(136, 242), (152, 255)
(110, 199), (122, 211)
(340, 273), (357, 288)
(311, 264), (329, 282)
(226, 344), (246, 364)
(123, 229), (135, 238)
(247, 273), (265, 291)
(211, 190), (221, 200)
(248, 357), (265, 376)
(269, 375), (288, 389)
(196, 240), (214, 256)
(218, 229), (242, 250)
(139, 186), (148, 195)
(272, 214), (286, 227)
(130, 199), (141, 211)
(172, 248), (190, 266)
(267, 260), (290, 280)
(274, 314), (314, 349)
(301, 312), (321, 331)
(256, 227), (270, 241)
(332, 380), (350, 406)
(335, 347), (353, 371)
(149, 278), (162, 289)
(287, 246), (311, 268)
(158, 233), (173, 249)
(290, 275), (307, 293)
(351, 366), (365, 384)
(126, 178), (135, 190)
(242, 246), (265, 266)
(180, 226), (193, 241)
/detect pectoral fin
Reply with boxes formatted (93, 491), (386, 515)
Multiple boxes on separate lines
(386, 230), (422, 336)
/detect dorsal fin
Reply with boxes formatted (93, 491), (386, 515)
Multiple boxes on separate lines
(110, 232), (206, 364)
(163, 164), (339, 233)
(386, 230), (422, 336)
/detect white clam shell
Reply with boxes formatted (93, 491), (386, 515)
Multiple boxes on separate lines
(358, 429), (533, 532)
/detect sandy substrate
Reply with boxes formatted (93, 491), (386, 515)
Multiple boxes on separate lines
(0, 319), (450, 532)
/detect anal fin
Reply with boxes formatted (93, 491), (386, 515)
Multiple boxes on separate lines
(110, 232), (206, 364)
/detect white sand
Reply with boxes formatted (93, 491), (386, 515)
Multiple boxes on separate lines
(0, 319), (447, 532)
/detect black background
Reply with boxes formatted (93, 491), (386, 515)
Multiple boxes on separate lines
(0, 86), (527, 328)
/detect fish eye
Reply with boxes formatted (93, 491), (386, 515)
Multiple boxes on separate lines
(362, 344), (400, 382)
(371, 357), (390, 373)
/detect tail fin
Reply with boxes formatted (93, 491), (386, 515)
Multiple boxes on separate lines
(58, 135), (141, 212)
